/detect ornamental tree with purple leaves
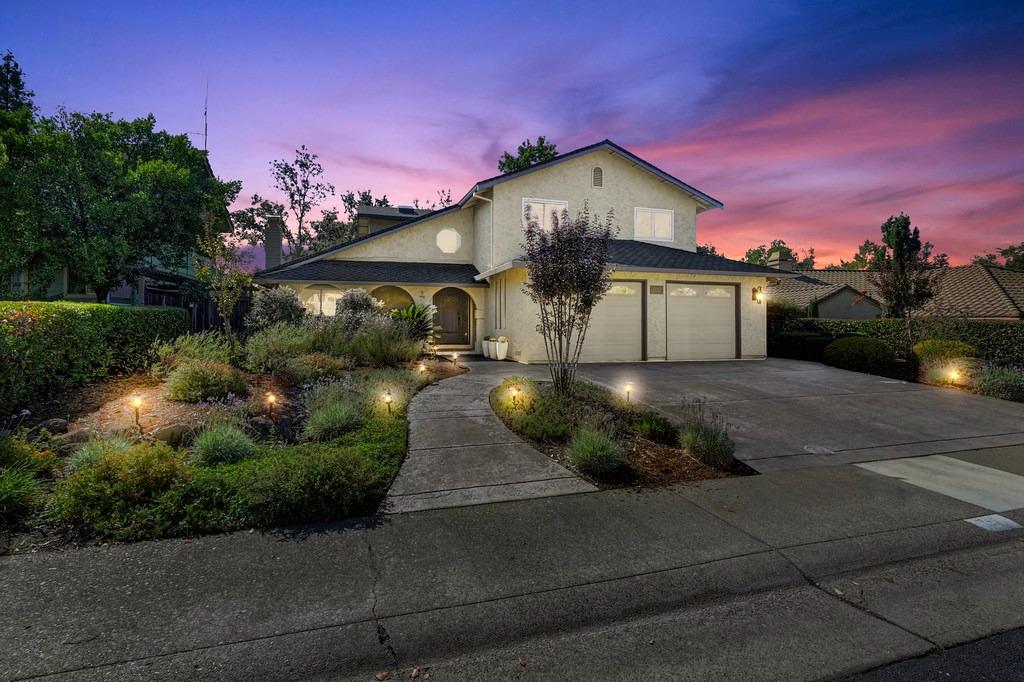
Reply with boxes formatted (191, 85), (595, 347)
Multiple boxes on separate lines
(522, 202), (616, 395)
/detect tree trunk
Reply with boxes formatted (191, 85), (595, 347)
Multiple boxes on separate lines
(94, 287), (109, 303)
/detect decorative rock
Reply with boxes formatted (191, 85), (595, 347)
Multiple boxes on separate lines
(248, 417), (275, 440)
(152, 423), (192, 446)
(26, 418), (69, 441)
(53, 428), (92, 453)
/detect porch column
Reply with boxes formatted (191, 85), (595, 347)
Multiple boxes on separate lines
(474, 307), (485, 353)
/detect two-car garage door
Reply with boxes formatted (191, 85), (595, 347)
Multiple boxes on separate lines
(666, 283), (737, 360)
(579, 280), (738, 362)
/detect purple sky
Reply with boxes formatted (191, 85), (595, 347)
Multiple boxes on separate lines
(6, 1), (1024, 265)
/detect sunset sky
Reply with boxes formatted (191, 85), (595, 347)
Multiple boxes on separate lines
(6, 1), (1023, 266)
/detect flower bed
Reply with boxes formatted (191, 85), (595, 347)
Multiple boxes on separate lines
(1, 289), (465, 549)
(489, 377), (748, 487)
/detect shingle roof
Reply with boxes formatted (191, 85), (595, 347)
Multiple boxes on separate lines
(604, 240), (783, 275)
(357, 205), (432, 220)
(767, 275), (850, 308)
(255, 260), (485, 286)
(767, 265), (1024, 318)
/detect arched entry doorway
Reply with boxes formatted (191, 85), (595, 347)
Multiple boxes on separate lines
(432, 287), (472, 345)
(370, 285), (414, 311)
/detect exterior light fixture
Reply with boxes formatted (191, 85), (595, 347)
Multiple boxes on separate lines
(266, 392), (277, 419)
(509, 384), (521, 408)
(130, 395), (143, 436)
(947, 368), (960, 384)
(452, 352), (460, 367)
(752, 286), (766, 304)
(384, 389), (393, 414)
(418, 363), (427, 375)
(624, 383), (633, 403)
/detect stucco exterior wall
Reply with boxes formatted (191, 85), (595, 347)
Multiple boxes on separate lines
(472, 198), (493, 272)
(282, 282), (487, 351)
(486, 150), (701, 268)
(819, 291), (883, 319)
(482, 268), (767, 364)
(328, 209), (475, 264)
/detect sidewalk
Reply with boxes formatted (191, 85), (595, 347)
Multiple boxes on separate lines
(3, 451), (1024, 680)
(381, 362), (594, 513)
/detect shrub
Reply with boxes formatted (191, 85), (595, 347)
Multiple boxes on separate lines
(567, 428), (623, 479)
(768, 331), (842, 362)
(164, 360), (248, 403)
(0, 464), (42, 525)
(303, 401), (365, 442)
(783, 318), (1024, 366)
(767, 300), (805, 337)
(512, 392), (574, 442)
(626, 411), (679, 446)
(192, 425), (256, 465)
(66, 436), (133, 472)
(245, 287), (307, 331)
(334, 288), (384, 336)
(823, 337), (895, 374)
(913, 339), (978, 364)
(350, 317), (420, 367)
(390, 303), (438, 343)
(0, 301), (187, 415)
(48, 443), (190, 539)
(152, 331), (233, 378)
(679, 399), (736, 469)
(977, 368), (1024, 402)
(0, 436), (41, 470)
(276, 352), (352, 385)
(244, 322), (314, 373)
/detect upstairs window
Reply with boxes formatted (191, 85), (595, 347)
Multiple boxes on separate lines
(592, 166), (603, 188)
(523, 198), (568, 231)
(634, 207), (674, 242)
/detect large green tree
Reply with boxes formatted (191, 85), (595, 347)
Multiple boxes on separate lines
(837, 240), (886, 270)
(3, 109), (237, 301)
(744, 240), (815, 268)
(869, 213), (941, 348)
(0, 51), (35, 113)
(973, 242), (1024, 271)
(498, 136), (558, 173)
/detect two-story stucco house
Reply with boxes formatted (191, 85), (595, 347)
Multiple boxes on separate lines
(254, 140), (783, 364)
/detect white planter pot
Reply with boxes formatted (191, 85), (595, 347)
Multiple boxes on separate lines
(485, 340), (496, 358)
(482, 341), (492, 358)
(495, 341), (509, 361)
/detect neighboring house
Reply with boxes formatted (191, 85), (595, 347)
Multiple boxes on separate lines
(255, 139), (785, 363)
(766, 250), (1024, 320)
(356, 205), (433, 238)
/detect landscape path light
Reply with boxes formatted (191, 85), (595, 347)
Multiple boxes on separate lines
(130, 395), (143, 436)
(418, 362), (427, 376)
(624, 383), (633, 403)
(452, 352), (460, 368)
(509, 384), (521, 409)
(384, 389), (393, 415)
(266, 392), (277, 419)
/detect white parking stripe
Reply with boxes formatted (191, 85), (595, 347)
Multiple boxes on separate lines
(856, 455), (1024, 512)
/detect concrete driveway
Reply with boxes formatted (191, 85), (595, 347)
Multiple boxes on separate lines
(577, 358), (1024, 472)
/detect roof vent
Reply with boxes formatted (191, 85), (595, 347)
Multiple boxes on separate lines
(592, 166), (603, 188)
(398, 205), (417, 215)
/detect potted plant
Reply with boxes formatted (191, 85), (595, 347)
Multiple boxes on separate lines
(494, 336), (509, 360)
(484, 336), (496, 358)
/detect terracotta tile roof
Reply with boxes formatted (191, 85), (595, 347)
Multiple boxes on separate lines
(767, 264), (1024, 318)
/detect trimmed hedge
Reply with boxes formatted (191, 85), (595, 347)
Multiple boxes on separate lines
(823, 337), (895, 374)
(782, 318), (1024, 366)
(0, 302), (188, 414)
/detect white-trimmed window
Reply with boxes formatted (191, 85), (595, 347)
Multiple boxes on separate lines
(522, 198), (568, 230)
(633, 207), (674, 242)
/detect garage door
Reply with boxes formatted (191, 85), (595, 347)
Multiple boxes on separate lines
(666, 283), (737, 360)
(579, 281), (644, 362)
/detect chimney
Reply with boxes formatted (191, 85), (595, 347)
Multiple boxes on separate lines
(265, 216), (284, 269)
(767, 248), (796, 272)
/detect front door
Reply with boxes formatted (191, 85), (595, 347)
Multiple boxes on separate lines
(433, 287), (471, 345)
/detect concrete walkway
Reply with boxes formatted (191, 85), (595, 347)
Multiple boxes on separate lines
(381, 361), (595, 513)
